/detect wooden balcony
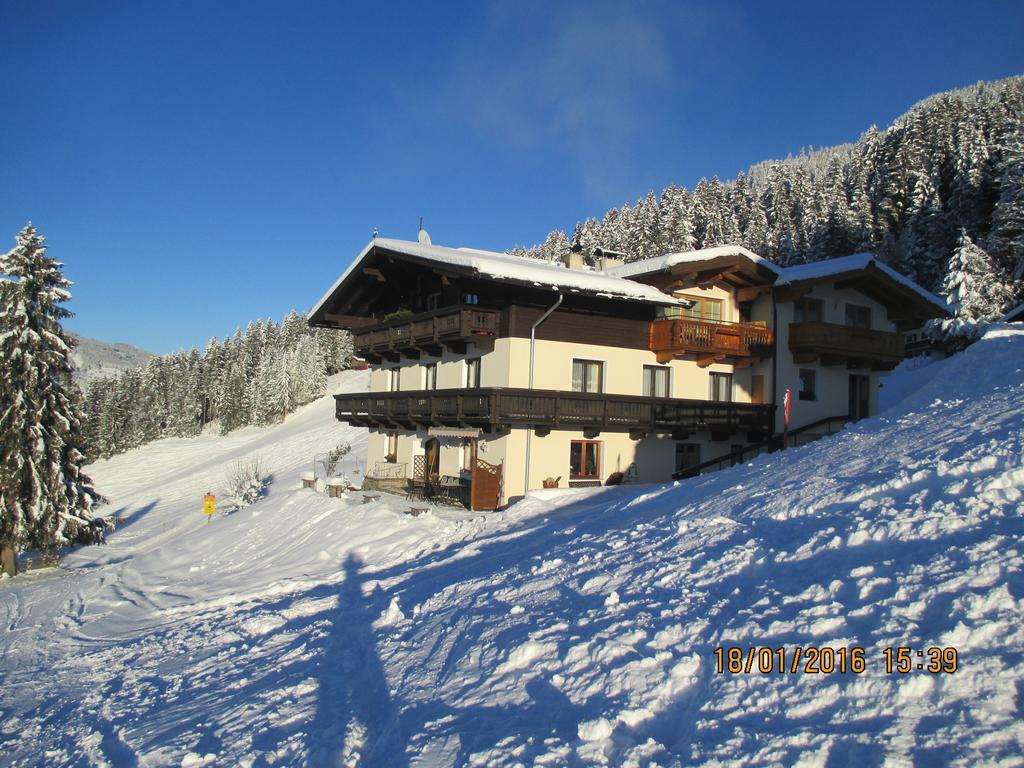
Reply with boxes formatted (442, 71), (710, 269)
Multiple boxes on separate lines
(788, 322), (904, 369)
(650, 318), (773, 366)
(335, 388), (773, 438)
(353, 306), (499, 361)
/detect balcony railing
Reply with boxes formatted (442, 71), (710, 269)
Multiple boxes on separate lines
(353, 306), (499, 358)
(650, 318), (773, 364)
(367, 461), (407, 479)
(788, 322), (903, 368)
(335, 388), (773, 436)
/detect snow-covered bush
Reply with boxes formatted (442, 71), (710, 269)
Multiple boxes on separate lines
(225, 456), (269, 510)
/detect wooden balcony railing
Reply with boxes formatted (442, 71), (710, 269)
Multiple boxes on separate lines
(354, 306), (499, 358)
(788, 322), (904, 368)
(335, 388), (773, 436)
(650, 318), (773, 365)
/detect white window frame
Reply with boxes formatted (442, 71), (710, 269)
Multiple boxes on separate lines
(709, 371), (733, 403)
(642, 364), (671, 398)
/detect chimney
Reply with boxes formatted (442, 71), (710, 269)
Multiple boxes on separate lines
(563, 240), (585, 270)
(595, 247), (625, 272)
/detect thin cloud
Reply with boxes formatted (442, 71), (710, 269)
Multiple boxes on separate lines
(442, 1), (716, 198)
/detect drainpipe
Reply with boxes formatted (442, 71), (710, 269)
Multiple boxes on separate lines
(524, 292), (563, 497)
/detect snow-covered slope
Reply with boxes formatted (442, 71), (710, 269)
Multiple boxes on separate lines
(2, 331), (1023, 766)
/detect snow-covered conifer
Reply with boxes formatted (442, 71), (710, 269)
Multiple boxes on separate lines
(930, 229), (1014, 346)
(0, 225), (103, 575)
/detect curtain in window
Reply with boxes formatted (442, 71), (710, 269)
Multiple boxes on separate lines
(644, 366), (669, 397)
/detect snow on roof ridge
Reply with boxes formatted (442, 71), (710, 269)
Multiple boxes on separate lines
(776, 253), (950, 311)
(603, 244), (780, 278)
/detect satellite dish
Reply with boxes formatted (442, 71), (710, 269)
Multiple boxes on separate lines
(418, 228), (432, 245)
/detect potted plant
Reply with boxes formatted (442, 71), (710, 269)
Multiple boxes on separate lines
(542, 476), (561, 489)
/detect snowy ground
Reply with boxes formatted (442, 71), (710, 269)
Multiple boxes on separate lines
(2, 329), (1023, 767)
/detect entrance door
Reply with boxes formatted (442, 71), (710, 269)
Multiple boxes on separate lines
(424, 438), (440, 480)
(848, 375), (870, 420)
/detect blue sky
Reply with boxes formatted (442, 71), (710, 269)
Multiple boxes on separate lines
(2, 0), (1022, 354)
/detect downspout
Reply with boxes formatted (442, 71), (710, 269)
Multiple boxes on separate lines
(524, 292), (563, 497)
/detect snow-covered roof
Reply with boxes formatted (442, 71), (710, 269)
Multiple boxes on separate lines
(310, 238), (680, 318)
(603, 245), (780, 279)
(775, 253), (950, 312)
(999, 301), (1024, 323)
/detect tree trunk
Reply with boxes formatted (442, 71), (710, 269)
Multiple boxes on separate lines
(1, 545), (16, 577)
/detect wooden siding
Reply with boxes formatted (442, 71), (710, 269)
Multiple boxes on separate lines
(506, 306), (651, 349)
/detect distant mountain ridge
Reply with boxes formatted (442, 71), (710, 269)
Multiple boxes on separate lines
(69, 333), (154, 385)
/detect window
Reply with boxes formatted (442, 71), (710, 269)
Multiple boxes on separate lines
(798, 368), (816, 401)
(679, 294), (723, 322)
(794, 297), (823, 323)
(675, 444), (701, 474)
(572, 359), (604, 393)
(643, 365), (670, 397)
(461, 439), (474, 472)
(570, 440), (602, 479)
(845, 304), (871, 329)
(465, 358), (481, 388)
(426, 292), (440, 311)
(709, 372), (733, 402)
(424, 363), (438, 390)
(388, 368), (400, 392)
(386, 433), (398, 462)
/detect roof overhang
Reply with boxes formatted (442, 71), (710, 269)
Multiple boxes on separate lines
(605, 245), (780, 293)
(309, 238), (680, 328)
(776, 257), (951, 328)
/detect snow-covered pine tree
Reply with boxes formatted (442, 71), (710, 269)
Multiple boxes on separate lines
(200, 336), (223, 425)
(0, 225), (103, 576)
(658, 185), (696, 254)
(628, 191), (661, 261)
(987, 129), (1024, 283)
(930, 229), (1014, 347)
(316, 326), (353, 374)
(255, 347), (289, 424)
(293, 334), (327, 406)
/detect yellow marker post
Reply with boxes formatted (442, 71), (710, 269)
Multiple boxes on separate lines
(203, 493), (216, 522)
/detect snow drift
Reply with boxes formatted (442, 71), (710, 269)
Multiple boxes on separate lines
(1, 329), (1022, 766)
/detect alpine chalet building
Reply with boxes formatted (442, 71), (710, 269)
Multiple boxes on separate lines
(309, 237), (948, 509)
